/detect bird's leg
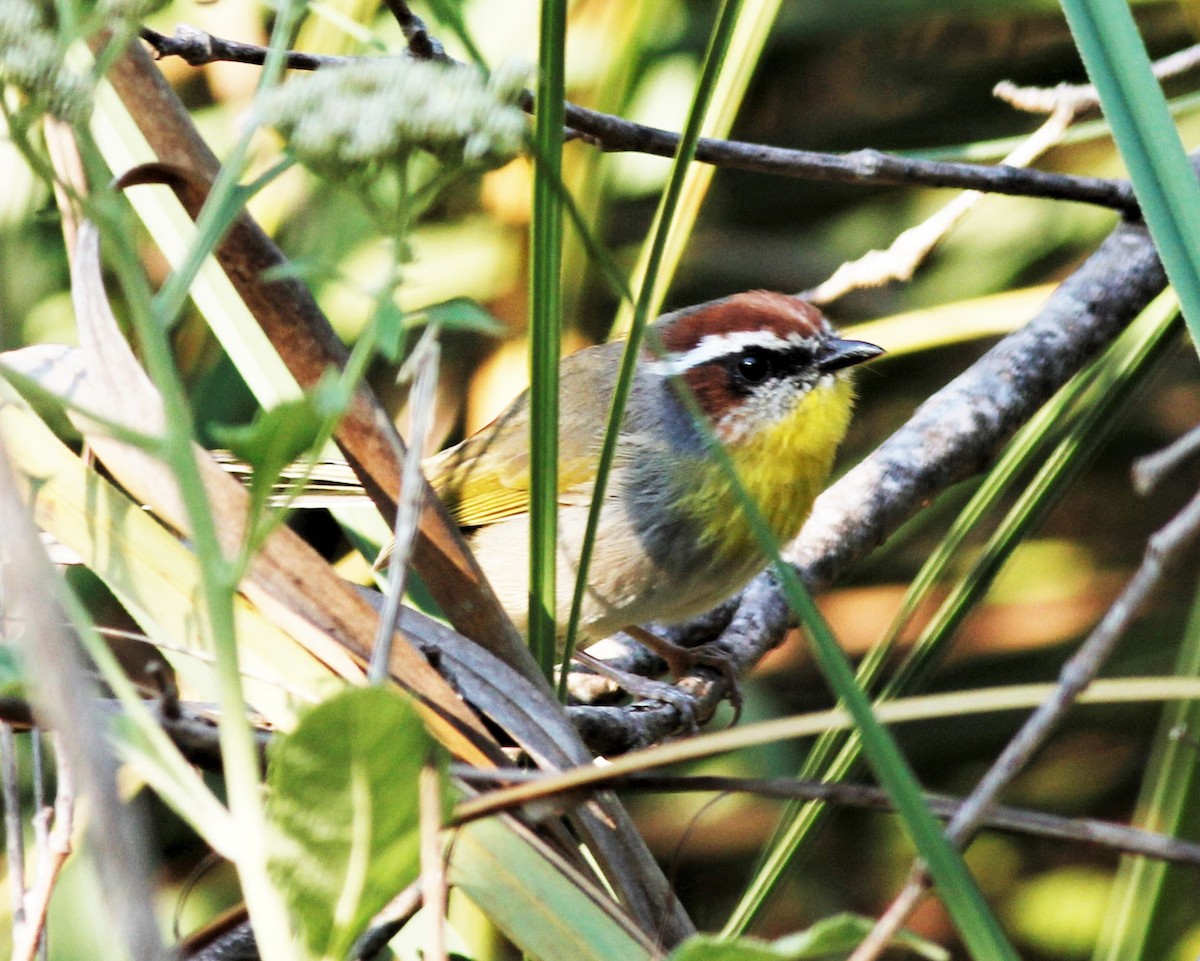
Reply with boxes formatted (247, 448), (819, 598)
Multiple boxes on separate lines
(622, 625), (744, 723)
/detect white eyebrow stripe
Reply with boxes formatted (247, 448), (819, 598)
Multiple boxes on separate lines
(645, 330), (818, 376)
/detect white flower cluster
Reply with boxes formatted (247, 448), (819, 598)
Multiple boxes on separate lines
(257, 57), (530, 177)
(0, 0), (91, 124)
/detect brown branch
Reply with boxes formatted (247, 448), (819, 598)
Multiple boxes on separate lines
(137, 24), (1139, 215)
(377, 0), (445, 61)
(454, 769), (1200, 868)
(140, 25), (352, 70)
(0, 694), (268, 774)
(565, 101), (1137, 212)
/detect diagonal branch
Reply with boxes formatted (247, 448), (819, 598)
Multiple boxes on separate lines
(850, 474), (1200, 961)
(573, 213), (1169, 754)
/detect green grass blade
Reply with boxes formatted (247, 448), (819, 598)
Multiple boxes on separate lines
(450, 815), (657, 961)
(726, 288), (1182, 935)
(611, 0), (782, 335)
(558, 0), (745, 693)
(737, 486), (1019, 961)
(527, 0), (567, 678)
(1060, 0), (1200, 350)
(1093, 575), (1200, 959)
(640, 366), (1016, 956)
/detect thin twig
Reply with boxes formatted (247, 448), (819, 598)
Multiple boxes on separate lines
(950, 486), (1200, 844)
(377, 0), (446, 61)
(371, 326), (442, 684)
(845, 879), (925, 961)
(0, 693), (270, 775)
(29, 729), (47, 961)
(804, 93), (1085, 304)
(453, 769), (1200, 866)
(1133, 422), (1200, 494)
(996, 41), (1200, 114)
(348, 883), (423, 961)
(137, 24), (1139, 215)
(0, 447), (167, 958)
(419, 759), (447, 961)
(13, 739), (73, 961)
(851, 480), (1200, 961)
(2, 724), (27, 939)
(140, 25), (351, 70)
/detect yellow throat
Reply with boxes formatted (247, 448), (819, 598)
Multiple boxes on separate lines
(681, 375), (856, 562)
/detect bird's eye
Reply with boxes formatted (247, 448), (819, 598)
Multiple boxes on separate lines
(733, 349), (773, 387)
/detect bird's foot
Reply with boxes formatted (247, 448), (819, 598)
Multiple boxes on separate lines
(622, 625), (743, 725)
(574, 651), (699, 734)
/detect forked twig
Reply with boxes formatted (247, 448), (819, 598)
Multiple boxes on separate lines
(851, 470), (1200, 961)
(803, 93), (1087, 304)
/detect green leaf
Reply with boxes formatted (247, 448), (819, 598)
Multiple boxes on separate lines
(211, 370), (348, 521)
(410, 297), (506, 337)
(375, 298), (409, 363)
(449, 815), (657, 961)
(772, 915), (950, 961)
(669, 915), (948, 961)
(265, 686), (438, 961)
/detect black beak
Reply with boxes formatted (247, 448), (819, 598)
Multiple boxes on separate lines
(816, 337), (885, 373)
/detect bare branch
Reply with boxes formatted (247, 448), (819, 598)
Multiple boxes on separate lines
(2, 724), (27, 941)
(137, 24), (1138, 215)
(377, 0), (446, 61)
(13, 740), (73, 961)
(804, 93), (1085, 303)
(853, 468), (1200, 959)
(140, 25), (350, 71)
(0, 693), (268, 775)
(949, 486), (1200, 838)
(573, 214), (1169, 755)
(996, 41), (1200, 115)
(456, 769), (1200, 867)
(1133, 421), (1200, 494)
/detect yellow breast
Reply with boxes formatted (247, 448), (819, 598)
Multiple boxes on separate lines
(680, 376), (856, 562)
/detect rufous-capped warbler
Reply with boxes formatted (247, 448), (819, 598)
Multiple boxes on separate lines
(398, 289), (882, 645)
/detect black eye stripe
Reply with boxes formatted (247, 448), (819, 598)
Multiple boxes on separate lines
(727, 344), (816, 389)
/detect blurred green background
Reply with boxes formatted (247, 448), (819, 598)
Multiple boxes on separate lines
(6, 1), (1200, 959)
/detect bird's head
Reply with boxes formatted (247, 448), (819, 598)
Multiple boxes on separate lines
(648, 290), (883, 446)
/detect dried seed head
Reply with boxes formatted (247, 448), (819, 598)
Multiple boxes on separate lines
(256, 58), (530, 178)
(0, 0), (91, 124)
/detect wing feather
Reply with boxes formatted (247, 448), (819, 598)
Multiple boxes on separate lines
(426, 342), (625, 528)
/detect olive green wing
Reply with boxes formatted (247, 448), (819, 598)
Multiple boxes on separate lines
(426, 342), (623, 528)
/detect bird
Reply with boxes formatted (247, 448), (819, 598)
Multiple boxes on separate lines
(408, 290), (883, 650)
